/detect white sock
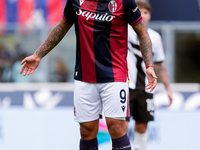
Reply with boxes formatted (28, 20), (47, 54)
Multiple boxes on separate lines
(133, 131), (148, 150)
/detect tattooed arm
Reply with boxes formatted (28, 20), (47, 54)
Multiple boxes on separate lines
(132, 21), (157, 91)
(35, 19), (73, 58)
(132, 21), (153, 67)
(20, 19), (73, 76)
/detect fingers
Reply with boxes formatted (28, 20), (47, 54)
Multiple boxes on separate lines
(20, 63), (35, 76)
(145, 78), (157, 92)
(150, 82), (157, 92)
(30, 69), (35, 74)
(20, 58), (28, 74)
(146, 83), (156, 92)
(23, 67), (29, 76)
(153, 75), (157, 79)
(21, 58), (27, 65)
(167, 99), (172, 107)
(167, 95), (173, 107)
(22, 67), (35, 76)
(27, 68), (35, 75)
(145, 70), (158, 92)
(20, 63), (26, 74)
(20, 56), (38, 76)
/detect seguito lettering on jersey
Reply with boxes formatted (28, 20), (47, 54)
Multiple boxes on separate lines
(76, 9), (115, 21)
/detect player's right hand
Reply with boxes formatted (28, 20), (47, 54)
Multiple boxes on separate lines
(20, 54), (41, 76)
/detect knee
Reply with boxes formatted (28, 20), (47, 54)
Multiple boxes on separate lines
(106, 118), (126, 138)
(80, 121), (99, 140)
(80, 125), (91, 138)
(109, 123), (124, 137)
(135, 122), (147, 133)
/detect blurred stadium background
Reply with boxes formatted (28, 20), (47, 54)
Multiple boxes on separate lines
(0, 0), (200, 150)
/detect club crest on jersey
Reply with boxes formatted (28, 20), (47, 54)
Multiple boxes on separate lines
(108, 0), (117, 13)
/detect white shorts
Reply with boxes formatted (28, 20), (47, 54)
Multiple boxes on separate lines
(74, 80), (130, 123)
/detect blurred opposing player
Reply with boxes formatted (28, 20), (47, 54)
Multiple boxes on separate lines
(20, 0), (157, 149)
(126, 1), (173, 150)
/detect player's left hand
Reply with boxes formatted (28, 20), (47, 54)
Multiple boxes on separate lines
(145, 67), (157, 92)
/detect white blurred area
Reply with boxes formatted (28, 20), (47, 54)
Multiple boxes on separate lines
(0, 107), (80, 150)
(154, 83), (200, 111)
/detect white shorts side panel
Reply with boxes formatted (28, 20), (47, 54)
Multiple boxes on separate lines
(74, 80), (102, 122)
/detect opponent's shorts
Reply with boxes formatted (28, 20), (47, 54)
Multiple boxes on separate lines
(74, 80), (129, 123)
(126, 89), (154, 122)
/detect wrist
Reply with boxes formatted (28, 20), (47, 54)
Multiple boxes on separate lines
(33, 53), (42, 61)
(146, 65), (154, 69)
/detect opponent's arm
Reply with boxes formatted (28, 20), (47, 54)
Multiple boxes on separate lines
(154, 62), (173, 106)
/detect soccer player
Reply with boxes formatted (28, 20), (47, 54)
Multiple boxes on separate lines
(20, 0), (157, 150)
(126, 1), (173, 150)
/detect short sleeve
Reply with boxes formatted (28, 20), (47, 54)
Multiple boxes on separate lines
(123, 0), (143, 26)
(62, 0), (75, 23)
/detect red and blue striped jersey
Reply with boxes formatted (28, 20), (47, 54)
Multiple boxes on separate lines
(63, 0), (142, 83)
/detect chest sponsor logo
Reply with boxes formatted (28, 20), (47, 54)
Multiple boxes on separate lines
(108, 0), (117, 13)
(76, 9), (115, 21)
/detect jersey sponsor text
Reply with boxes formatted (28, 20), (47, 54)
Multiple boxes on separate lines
(76, 9), (115, 21)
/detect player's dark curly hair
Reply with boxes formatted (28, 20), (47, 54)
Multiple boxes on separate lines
(135, 0), (152, 13)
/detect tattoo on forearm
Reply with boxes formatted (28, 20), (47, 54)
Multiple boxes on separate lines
(134, 22), (153, 66)
(35, 24), (65, 57)
(140, 34), (153, 67)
